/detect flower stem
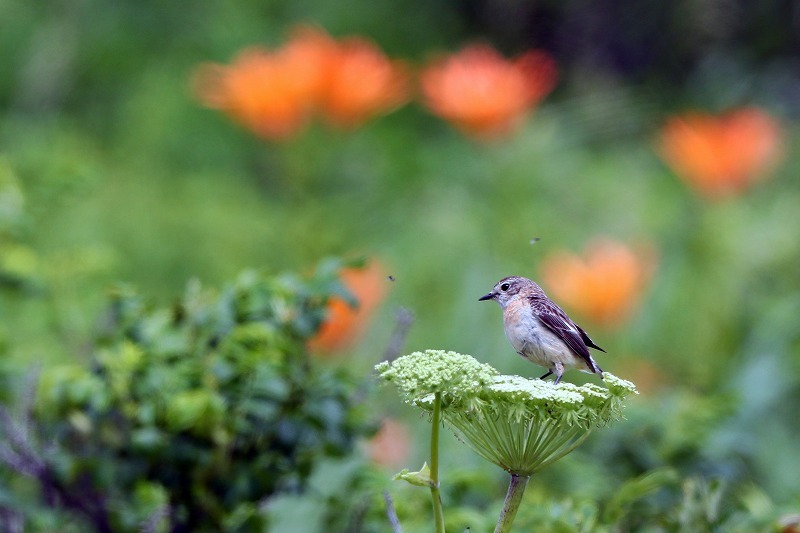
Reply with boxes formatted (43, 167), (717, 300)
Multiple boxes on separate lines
(430, 392), (445, 533)
(494, 474), (530, 533)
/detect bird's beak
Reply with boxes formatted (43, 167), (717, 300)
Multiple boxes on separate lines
(478, 291), (495, 302)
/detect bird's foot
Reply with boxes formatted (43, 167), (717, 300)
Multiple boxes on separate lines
(553, 363), (564, 385)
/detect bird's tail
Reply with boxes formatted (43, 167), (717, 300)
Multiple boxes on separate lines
(589, 357), (603, 379)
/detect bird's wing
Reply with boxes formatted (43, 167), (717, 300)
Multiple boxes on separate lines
(577, 325), (606, 353)
(531, 299), (596, 367)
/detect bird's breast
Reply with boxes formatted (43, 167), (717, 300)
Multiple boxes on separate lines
(502, 299), (584, 369)
(502, 300), (540, 354)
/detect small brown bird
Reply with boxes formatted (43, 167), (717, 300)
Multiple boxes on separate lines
(479, 276), (605, 384)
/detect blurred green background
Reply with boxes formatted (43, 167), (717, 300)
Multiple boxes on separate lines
(2, 0), (799, 531)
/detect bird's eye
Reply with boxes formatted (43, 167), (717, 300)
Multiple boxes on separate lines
(500, 283), (510, 291)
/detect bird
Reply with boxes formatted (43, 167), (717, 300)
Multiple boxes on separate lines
(479, 276), (605, 384)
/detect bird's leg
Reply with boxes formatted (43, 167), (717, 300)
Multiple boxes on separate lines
(539, 370), (553, 380)
(553, 362), (564, 385)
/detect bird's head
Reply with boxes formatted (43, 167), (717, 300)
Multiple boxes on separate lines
(479, 276), (539, 309)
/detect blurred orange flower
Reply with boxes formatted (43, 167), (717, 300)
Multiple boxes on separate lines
(320, 37), (410, 128)
(366, 418), (411, 468)
(420, 45), (557, 139)
(193, 45), (319, 140)
(613, 357), (666, 395)
(280, 26), (339, 106)
(309, 261), (387, 353)
(540, 238), (655, 327)
(658, 108), (783, 199)
(194, 25), (408, 138)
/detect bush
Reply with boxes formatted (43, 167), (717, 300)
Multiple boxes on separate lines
(2, 261), (374, 531)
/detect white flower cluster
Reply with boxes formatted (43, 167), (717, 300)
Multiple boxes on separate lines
(376, 349), (497, 400)
(378, 349), (639, 476)
(488, 373), (637, 402)
(603, 372), (639, 396)
(488, 375), (585, 405)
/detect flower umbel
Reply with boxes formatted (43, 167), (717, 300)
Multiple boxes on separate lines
(377, 350), (499, 533)
(375, 349), (498, 401)
(446, 372), (637, 476)
(377, 351), (637, 476)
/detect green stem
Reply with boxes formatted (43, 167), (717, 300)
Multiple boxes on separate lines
(430, 392), (445, 533)
(494, 474), (530, 533)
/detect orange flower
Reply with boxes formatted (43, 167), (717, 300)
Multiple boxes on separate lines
(193, 46), (318, 140)
(420, 45), (557, 138)
(366, 418), (411, 468)
(309, 261), (387, 353)
(279, 25), (339, 107)
(320, 37), (410, 128)
(658, 108), (783, 199)
(612, 357), (666, 395)
(540, 239), (655, 327)
(194, 25), (408, 137)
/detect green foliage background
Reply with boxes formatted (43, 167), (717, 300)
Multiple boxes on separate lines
(1, 0), (799, 531)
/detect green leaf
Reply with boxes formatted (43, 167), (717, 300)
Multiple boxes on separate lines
(165, 390), (224, 434)
(394, 462), (435, 488)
